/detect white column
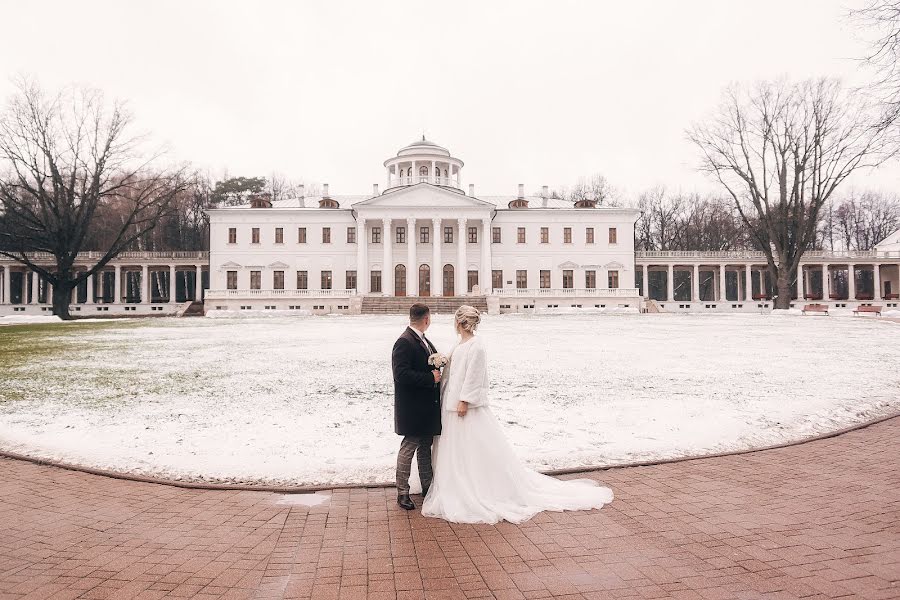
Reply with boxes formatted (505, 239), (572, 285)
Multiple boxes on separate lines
(142, 265), (150, 304)
(822, 264), (829, 299)
(431, 160), (436, 183)
(874, 264), (882, 300)
(194, 265), (202, 301)
(796, 265), (804, 300)
(481, 218), (491, 295)
(719, 264), (727, 301)
(86, 273), (94, 304)
(356, 218), (368, 294)
(27, 271), (36, 304)
(433, 217), (442, 296)
(412, 161), (417, 183)
(642, 264), (649, 298)
(692, 264), (700, 302)
(666, 264), (674, 301)
(848, 264), (856, 300)
(457, 218), (467, 296)
(99, 270), (106, 303)
(407, 217), (417, 296)
(745, 265), (753, 301)
(2, 267), (9, 304)
(382, 217), (392, 297)
(115, 265), (122, 304)
(169, 265), (176, 303)
(46, 280), (52, 305)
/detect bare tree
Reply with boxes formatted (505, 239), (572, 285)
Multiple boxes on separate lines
(688, 78), (897, 309)
(853, 0), (900, 124)
(551, 173), (619, 206)
(826, 190), (900, 250)
(0, 78), (188, 319)
(635, 187), (748, 251)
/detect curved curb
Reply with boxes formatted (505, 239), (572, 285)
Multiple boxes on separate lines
(1, 411), (898, 494)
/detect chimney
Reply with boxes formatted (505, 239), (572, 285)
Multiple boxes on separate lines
(468, 184), (475, 197)
(298, 183), (305, 208)
(542, 185), (548, 208)
(373, 183), (379, 196)
(323, 183), (330, 198)
(517, 184), (525, 199)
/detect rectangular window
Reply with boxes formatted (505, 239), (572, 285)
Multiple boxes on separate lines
(467, 270), (478, 292)
(297, 271), (308, 290)
(251, 228), (260, 244)
(298, 227), (307, 243)
(228, 228), (236, 244)
(540, 270), (551, 289)
(370, 270), (382, 293)
(516, 270), (527, 289)
(347, 227), (356, 244)
(586, 227), (595, 244)
(609, 227), (618, 244)
(396, 226), (406, 244)
(275, 227), (284, 244)
(273, 271), (284, 290)
(468, 227), (477, 244)
(608, 270), (619, 289)
(322, 227), (331, 244)
(563, 270), (574, 289)
(226, 270), (237, 290)
(372, 227), (381, 244)
(585, 270), (596, 289)
(346, 270), (357, 291)
(540, 227), (549, 244)
(321, 270), (332, 290)
(564, 227), (572, 244)
(250, 271), (261, 290)
(492, 270), (503, 290)
(444, 227), (453, 244)
(420, 226), (429, 244)
(492, 227), (501, 244)
(517, 227), (526, 244)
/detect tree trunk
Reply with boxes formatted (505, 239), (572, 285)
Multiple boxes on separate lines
(52, 281), (73, 320)
(774, 270), (793, 310)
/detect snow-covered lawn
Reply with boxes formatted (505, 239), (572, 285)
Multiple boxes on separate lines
(0, 313), (897, 486)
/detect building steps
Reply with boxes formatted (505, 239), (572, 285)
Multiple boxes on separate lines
(178, 300), (206, 317)
(361, 296), (487, 315)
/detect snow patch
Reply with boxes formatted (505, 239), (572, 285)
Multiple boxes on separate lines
(0, 315), (62, 325)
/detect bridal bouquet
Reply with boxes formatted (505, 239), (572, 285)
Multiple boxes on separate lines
(428, 352), (448, 369)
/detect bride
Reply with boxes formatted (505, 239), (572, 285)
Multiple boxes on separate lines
(421, 305), (613, 524)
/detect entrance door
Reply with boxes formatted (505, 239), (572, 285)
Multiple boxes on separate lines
(443, 264), (454, 296)
(419, 265), (431, 296)
(394, 264), (406, 297)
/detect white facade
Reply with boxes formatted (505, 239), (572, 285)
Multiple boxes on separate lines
(205, 138), (641, 314)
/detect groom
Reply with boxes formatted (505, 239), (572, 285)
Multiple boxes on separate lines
(392, 303), (442, 511)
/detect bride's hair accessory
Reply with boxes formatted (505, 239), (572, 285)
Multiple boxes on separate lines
(454, 305), (481, 333)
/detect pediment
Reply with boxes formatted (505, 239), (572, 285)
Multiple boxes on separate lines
(604, 261), (625, 269)
(355, 183), (494, 209)
(558, 261), (579, 269)
(219, 261), (242, 269)
(267, 261), (290, 269)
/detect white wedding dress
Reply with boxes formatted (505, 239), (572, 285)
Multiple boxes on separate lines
(421, 335), (613, 524)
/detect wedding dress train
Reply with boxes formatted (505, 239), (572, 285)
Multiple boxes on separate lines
(421, 336), (613, 524)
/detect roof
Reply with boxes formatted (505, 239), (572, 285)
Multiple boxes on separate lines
(395, 136), (452, 158)
(215, 193), (626, 211)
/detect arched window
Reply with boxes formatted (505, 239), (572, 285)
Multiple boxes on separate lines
(419, 166), (428, 176)
(442, 264), (454, 297)
(406, 167), (412, 177)
(394, 264), (406, 297)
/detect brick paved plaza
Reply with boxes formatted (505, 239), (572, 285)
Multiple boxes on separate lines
(1, 418), (898, 600)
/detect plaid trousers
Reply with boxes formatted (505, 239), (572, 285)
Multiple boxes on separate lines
(396, 435), (434, 495)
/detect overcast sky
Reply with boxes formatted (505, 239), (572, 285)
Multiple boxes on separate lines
(1, 0), (896, 200)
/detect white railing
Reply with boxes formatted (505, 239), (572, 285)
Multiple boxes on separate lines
(386, 176), (460, 190)
(0, 250), (209, 262)
(636, 250), (900, 260)
(493, 288), (640, 297)
(205, 288), (357, 299)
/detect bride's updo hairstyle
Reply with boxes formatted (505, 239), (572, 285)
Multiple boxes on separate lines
(455, 305), (481, 333)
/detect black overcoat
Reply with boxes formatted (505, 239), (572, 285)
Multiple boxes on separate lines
(392, 326), (442, 436)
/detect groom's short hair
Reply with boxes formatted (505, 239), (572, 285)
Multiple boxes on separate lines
(409, 303), (430, 323)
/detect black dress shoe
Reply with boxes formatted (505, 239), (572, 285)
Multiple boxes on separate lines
(421, 487), (430, 497)
(397, 494), (415, 510)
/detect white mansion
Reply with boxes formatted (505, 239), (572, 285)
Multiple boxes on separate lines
(1, 137), (899, 316)
(205, 138), (641, 314)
